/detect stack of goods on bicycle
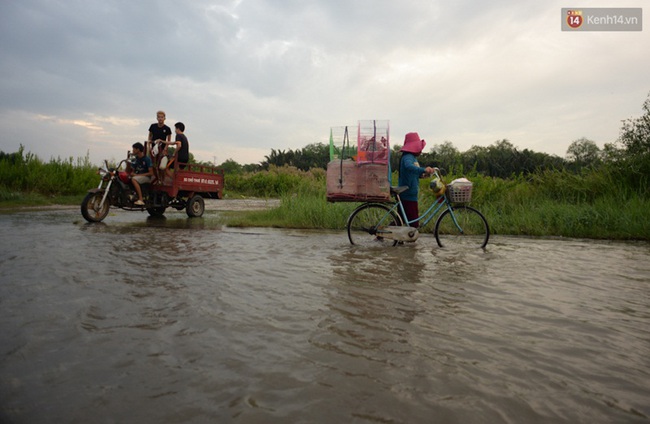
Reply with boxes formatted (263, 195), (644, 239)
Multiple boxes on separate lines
(327, 120), (391, 202)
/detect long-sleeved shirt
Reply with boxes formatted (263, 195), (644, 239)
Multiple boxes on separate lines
(398, 153), (426, 201)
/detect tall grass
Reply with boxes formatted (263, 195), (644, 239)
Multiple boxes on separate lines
(229, 166), (650, 240)
(1, 147), (648, 240)
(223, 164), (358, 228)
(0, 146), (98, 202)
(451, 168), (650, 239)
(226, 190), (357, 229)
(225, 165), (326, 198)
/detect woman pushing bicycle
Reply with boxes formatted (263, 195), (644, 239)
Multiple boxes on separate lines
(346, 131), (489, 248)
(398, 132), (436, 228)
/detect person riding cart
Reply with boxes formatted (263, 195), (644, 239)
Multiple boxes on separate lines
(126, 142), (153, 206)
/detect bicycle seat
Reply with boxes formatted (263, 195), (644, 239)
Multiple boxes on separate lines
(390, 186), (409, 195)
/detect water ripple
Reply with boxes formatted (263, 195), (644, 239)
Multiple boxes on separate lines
(0, 211), (649, 423)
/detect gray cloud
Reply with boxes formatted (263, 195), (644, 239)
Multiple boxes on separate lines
(0, 0), (647, 165)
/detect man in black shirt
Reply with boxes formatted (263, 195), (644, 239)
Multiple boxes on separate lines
(169, 122), (189, 169)
(148, 110), (171, 155)
(148, 110), (172, 181)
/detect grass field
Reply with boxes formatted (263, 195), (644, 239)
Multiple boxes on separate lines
(2, 148), (649, 240)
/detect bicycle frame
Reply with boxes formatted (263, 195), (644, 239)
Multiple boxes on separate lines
(380, 170), (463, 232)
(402, 194), (448, 226)
(379, 192), (459, 230)
(347, 169), (490, 247)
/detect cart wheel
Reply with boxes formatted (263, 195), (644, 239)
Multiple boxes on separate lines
(186, 195), (205, 218)
(147, 207), (166, 217)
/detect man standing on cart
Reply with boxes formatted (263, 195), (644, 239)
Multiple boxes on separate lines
(148, 111), (172, 173)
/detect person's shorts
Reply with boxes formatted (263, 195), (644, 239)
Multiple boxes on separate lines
(132, 175), (152, 184)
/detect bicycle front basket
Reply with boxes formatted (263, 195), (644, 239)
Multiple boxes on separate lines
(447, 180), (473, 203)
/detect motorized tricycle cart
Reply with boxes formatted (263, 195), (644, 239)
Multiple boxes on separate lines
(81, 154), (224, 223)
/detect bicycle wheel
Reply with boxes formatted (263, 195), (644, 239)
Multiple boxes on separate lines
(434, 206), (489, 249)
(347, 203), (403, 246)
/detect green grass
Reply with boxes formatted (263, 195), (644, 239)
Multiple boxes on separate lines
(480, 196), (650, 240)
(0, 148), (96, 210)
(0, 191), (82, 208)
(226, 191), (650, 240)
(226, 168), (650, 240)
(1, 147), (649, 240)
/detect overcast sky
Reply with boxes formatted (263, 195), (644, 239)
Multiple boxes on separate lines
(0, 0), (648, 166)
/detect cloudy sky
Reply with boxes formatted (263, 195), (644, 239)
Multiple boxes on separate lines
(0, 0), (647, 166)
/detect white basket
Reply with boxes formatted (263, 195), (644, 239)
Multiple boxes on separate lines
(447, 181), (473, 203)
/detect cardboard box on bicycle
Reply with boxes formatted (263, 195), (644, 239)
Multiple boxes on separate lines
(326, 160), (390, 203)
(326, 159), (358, 201)
(357, 162), (390, 201)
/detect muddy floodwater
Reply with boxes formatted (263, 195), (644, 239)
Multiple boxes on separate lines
(1, 205), (649, 423)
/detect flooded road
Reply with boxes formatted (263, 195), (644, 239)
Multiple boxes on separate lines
(1, 207), (649, 423)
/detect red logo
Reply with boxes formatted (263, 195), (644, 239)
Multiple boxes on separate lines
(567, 10), (583, 28)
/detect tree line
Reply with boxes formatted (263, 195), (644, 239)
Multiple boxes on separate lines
(218, 92), (649, 189)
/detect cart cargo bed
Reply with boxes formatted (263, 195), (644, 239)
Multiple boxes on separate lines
(154, 163), (224, 199)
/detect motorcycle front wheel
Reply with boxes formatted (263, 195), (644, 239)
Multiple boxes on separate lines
(81, 192), (110, 223)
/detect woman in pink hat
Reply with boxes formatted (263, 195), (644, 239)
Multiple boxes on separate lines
(398, 132), (435, 227)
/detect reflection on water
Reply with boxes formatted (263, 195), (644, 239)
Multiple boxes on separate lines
(0, 209), (649, 423)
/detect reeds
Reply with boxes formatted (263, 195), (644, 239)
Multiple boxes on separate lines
(229, 167), (650, 240)
(0, 146), (97, 203)
(1, 147), (648, 239)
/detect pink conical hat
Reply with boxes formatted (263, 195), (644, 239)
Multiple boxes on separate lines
(400, 132), (426, 154)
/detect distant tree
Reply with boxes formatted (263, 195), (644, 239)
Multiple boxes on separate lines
(263, 149), (295, 169)
(601, 141), (624, 163)
(618, 92), (650, 157)
(430, 141), (460, 171)
(462, 145), (489, 175)
(295, 142), (329, 170)
(260, 143), (330, 171)
(454, 139), (566, 177)
(566, 137), (601, 169)
(242, 163), (263, 173)
(518, 148), (564, 173)
(613, 92), (650, 193)
(255, 136), (573, 178)
(219, 159), (243, 174)
(485, 139), (517, 177)
(0, 149), (23, 165)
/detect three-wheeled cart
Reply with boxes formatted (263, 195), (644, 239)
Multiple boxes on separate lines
(149, 163), (224, 218)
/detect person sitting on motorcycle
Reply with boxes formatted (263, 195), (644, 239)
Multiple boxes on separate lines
(127, 142), (153, 206)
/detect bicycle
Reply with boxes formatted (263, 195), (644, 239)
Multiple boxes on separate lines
(346, 169), (490, 248)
